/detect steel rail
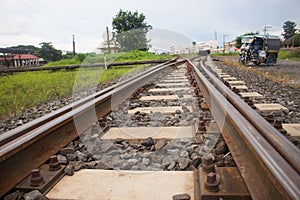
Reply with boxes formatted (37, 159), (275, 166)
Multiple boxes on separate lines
(0, 59), (184, 197)
(202, 57), (300, 174)
(0, 60), (174, 146)
(188, 59), (300, 199)
(0, 59), (171, 74)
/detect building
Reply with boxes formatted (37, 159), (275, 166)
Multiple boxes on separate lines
(196, 40), (218, 53)
(169, 45), (186, 54)
(98, 39), (119, 54)
(0, 54), (40, 67)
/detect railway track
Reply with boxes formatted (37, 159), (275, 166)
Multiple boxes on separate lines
(0, 57), (299, 200)
(0, 59), (170, 74)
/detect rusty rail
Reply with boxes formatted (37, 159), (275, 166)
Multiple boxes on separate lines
(188, 59), (300, 199)
(0, 60), (174, 146)
(202, 58), (300, 174)
(0, 59), (171, 74)
(0, 59), (185, 197)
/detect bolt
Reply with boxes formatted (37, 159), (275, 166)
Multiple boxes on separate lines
(30, 169), (44, 187)
(264, 114), (274, 125)
(244, 97), (250, 103)
(232, 87), (240, 94)
(204, 172), (219, 192)
(49, 155), (61, 171)
(98, 118), (106, 127)
(244, 97), (255, 109)
(202, 157), (215, 174)
(274, 120), (287, 135)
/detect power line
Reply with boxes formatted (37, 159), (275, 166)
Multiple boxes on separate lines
(263, 25), (272, 36)
(17, 0), (82, 33)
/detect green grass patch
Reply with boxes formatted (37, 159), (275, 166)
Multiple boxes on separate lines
(278, 49), (300, 61)
(210, 52), (240, 57)
(45, 50), (175, 67)
(0, 65), (146, 120)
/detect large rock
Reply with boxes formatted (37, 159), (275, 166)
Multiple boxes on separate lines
(57, 154), (68, 164)
(180, 150), (189, 158)
(64, 165), (74, 176)
(214, 141), (228, 155)
(24, 190), (46, 200)
(74, 151), (87, 162)
(59, 146), (75, 156)
(4, 190), (21, 200)
(178, 158), (190, 170)
(142, 158), (151, 166)
(100, 141), (114, 153)
(167, 161), (177, 170)
(155, 138), (168, 150)
(142, 137), (154, 147)
(162, 155), (174, 166)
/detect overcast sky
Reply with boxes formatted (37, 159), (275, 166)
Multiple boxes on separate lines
(1, 0), (299, 52)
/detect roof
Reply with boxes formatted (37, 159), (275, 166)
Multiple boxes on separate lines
(242, 34), (281, 40)
(0, 54), (39, 61)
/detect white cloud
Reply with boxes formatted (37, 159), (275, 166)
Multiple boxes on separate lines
(1, 0), (300, 52)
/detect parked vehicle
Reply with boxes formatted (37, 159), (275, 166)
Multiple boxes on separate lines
(239, 35), (281, 65)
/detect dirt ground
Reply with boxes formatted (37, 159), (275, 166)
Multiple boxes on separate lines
(216, 56), (300, 88)
(257, 60), (300, 86)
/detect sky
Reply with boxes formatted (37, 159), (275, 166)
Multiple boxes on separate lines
(1, 0), (300, 53)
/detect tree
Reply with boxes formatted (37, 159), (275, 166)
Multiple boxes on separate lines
(282, 21), (297, 39)
(10, 45), (39, 55)
(112, 10), (152, 51)
(235, 32), (259, 48)
(37, 42), (62, 62)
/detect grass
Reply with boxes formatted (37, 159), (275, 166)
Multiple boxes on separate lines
(45, 50), (175, 66)
(1, 50), (174, 120)
(278, 48), (300, 61)
(45, 53), (88, 67)
(210, 52), (240, 57)
(0, 65), (146, 120)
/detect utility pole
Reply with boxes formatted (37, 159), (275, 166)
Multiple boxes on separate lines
(72, 34), (76, 57)
(223, 34), (228, 53)
(215, 31), (217, 41)
(106, 27), (110, 54)
(263, 25), (272, 36)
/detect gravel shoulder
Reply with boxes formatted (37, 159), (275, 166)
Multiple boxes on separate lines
(212, 56), (300, 124)
(215, 56), (300, 88)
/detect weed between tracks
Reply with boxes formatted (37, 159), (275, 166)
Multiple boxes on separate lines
(0, 65), (145, 120)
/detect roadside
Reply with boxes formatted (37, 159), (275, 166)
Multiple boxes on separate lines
(213, 55), (300, 89)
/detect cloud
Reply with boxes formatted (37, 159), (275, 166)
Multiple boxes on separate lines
(0, 18), (29, 35)
(1, 0), (300, 52)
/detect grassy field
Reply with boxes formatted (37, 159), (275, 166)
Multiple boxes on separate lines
(210, 52), (240, 57)
(0, 65), (146, 120)
(45, 50), (174, 66)
(278, 48), (300, 61)
(0, 50), (174, 120)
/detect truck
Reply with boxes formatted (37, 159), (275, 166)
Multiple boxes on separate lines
(239, 34), (281, 65)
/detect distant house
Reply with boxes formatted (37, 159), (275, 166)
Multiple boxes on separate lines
(281, 37), (294, 48)
(0, 54), (41, 67)
(98, 39), (119, 54)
